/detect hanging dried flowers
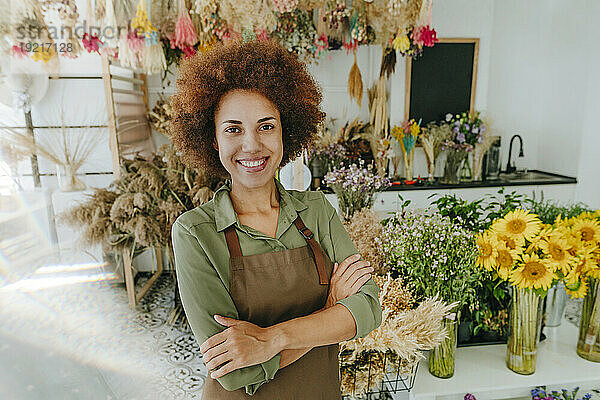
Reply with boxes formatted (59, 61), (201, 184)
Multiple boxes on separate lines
(347, 51), (363, 106)
(173, 0), (198, 49)
(272, 0), (299, 13)
(412, 24), (438, 48)
(82, 33), (103, 53)
(272, 8), (318, 64)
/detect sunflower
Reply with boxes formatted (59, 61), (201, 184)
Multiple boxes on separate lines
(526, 224), (554, 253)
(539, 233), (574, 274)
(572, 218), (600, 244)
(492, 230), (525, 254)
(476, 232), (499, 271)
(571, 246), (598, 277)
(565, 279), (588, 299)
(587, 266), (600, 280)
(492, 209), (542, 242)
(494, 244), (519, 281)
(509, 253), (554, 290)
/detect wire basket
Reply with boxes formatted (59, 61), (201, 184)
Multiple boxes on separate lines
(340, 350), (419, 400)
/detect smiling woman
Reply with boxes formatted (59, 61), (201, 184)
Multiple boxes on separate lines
(168, 39), (382, 400)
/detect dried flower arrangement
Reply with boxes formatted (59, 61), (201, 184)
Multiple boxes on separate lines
(343, 208), (386, 275)
(58, 144), (222, 259)
(324, 159), (390, 221)
(147, 96), (173, 136)
(420, 121), (452, 181)
(340, 273), (455, 396)
(1, 114), (102, 192)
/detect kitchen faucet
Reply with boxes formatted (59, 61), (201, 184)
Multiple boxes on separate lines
(506, 134), (524, 174)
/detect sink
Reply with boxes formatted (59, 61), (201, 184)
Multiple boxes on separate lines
(498, 171), (558, 182)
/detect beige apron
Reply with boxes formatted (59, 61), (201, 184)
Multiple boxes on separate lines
(201, 215), (341, 400)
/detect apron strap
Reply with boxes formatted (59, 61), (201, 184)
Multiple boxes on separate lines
(293, 216), (329, 285)
(224, 225), (243, 258)
(223, 218), (329, 286)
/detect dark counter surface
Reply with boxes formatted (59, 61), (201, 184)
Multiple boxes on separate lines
(383, 170), (577, 191)
(319, 170), (577, 193)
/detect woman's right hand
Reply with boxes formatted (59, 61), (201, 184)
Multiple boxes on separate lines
(324, 253), (373, 308)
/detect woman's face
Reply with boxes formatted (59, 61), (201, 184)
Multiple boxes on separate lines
(214, 89), (283, 190)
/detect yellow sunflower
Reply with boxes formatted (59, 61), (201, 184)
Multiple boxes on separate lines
(476, 232), (499, 271)
(539, 233), (574, 274)
(572, 218), (600, 244)
(494, 244), (519, 281)
(493, 232), (525, 254)
(571, 247), (598, 277)
(526, 224), (554, 253)
(492, 209), (542, 242)
(509, 253), (554, 290)
(587, 266), (600, 280)
(566, 279), (588, 299)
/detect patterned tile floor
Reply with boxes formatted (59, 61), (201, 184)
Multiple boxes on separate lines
(0, 249), (593, 400)
(0, 251), (207, 400)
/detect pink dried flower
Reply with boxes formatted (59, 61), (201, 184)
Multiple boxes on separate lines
(82, 33), (102, 53)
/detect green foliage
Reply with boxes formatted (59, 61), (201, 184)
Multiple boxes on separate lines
(379, 210), (483, 310)
(525, 193), (592, 224)
(428, 187), (528, 340)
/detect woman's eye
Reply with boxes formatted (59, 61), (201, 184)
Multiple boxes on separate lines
(224, 126), (241, 134)
(260, 124), (274, 131)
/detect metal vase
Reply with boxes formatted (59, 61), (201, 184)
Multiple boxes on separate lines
(544, 282), (567, 327)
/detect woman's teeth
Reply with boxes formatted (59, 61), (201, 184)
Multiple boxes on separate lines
(239, 158), (266, 168)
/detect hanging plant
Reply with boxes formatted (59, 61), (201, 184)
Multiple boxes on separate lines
(173, 0), (198, 49)
(347, 51), (363, 106)
(272, 8), (318, 64)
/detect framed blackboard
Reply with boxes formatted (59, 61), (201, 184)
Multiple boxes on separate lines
(404, 38), (479, 124)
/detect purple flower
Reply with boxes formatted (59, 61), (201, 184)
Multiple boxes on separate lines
(453, 127), (459, 133)
(457, 133), (466, 143)
(464, 123), (470, 130)
(472, 126), (479, 134)
(477, 135), (483, 143)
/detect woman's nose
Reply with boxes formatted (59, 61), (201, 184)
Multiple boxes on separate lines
(241, 131), (262, 152)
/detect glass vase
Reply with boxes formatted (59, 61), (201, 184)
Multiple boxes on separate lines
(506, 286), (543, 375)
(441, 149), (467, 185)
(471, 146), (486, 181)
(403, 149), (415, 181)
(577, 277), (600, 362)
(56, 164), (86, 192)
(459, 153), (473, 182)
(429, 313), (459, 378)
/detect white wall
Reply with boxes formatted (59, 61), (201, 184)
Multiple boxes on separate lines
(3, 0), (597, 206)
(574, 0), (600, 209)
(487, 0), (599, 207)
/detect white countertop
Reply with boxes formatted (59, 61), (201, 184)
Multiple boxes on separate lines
(406, 319), (600, 400)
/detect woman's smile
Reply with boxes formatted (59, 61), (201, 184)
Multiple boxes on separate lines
(237, 156), (270, 172)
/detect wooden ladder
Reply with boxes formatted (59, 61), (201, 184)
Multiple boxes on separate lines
(101, 53), (163, 309)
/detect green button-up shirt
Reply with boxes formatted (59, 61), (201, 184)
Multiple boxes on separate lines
(171, 178), (382, 395)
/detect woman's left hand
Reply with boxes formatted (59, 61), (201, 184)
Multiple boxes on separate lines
(200, 315), (280, 379)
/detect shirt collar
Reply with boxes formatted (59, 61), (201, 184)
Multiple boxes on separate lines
(213, 178), (308, 232)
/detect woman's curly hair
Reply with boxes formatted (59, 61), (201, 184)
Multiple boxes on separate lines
(169, 39), (326, 177)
